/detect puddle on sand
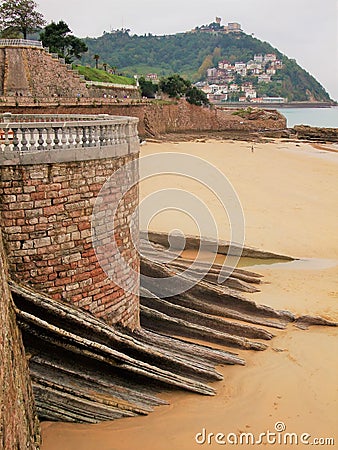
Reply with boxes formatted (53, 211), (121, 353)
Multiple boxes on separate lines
(248, 257), (338, 271)
(180, 249), (288, 267)
(180, 249), (338, 271)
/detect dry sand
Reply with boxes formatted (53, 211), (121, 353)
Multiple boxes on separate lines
(41, 139), (338, 450)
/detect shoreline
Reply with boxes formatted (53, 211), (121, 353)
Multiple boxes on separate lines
(218, 101), (336, 109)
(41, 138), (338, 450)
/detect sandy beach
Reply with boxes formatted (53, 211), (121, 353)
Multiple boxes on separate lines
(41, 139), (338, 449)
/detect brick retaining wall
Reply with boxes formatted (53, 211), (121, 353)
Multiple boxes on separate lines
(0, 231), (40, 449)
(0, 154), (139, 329)
(0, 113), (140, 330)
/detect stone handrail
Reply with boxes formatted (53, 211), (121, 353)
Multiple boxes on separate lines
(0, 112), (114, 123)
(0, 114), (139, 163)
(0, 39), (43, 48)
(85, 80), (138, 90)
(0, 97), (146, 106)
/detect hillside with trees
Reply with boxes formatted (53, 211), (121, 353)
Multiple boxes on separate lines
(80, 27), (331, 102)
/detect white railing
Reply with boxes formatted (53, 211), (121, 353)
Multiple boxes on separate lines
(0, 113), (139, 154)
(85, 80), (138, 90)
(0, 39), (43, 48)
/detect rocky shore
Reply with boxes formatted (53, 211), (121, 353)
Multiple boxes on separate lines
(292, 125), (338, 142)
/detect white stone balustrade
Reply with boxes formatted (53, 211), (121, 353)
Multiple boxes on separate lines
(0, 39), (43, 48)
(0, 113), (139, 165)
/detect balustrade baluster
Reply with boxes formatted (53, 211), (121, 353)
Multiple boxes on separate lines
(68, 127), (74, 148)
(21, 128), (28, 151)
(120, 123), (126, 144)
(75, 127), (81, 147)
(117, 124), (123, 144)
(4, 129), (11, 151)
(103, 125), (109, 146)
(37, 128), (44, 150)
(93, 126), (99, 147)
(99, 125), (105, 146)
(81, 126), (87, 147)
(106, 125), (112, 145)
(46, 128), (53, 150)
(53, 127), (60, 149)
(116, 124), (121, 144)
(12, 128), (19, 151)
(119, 124), (124, 144)
(113, 124), (119, 144)
(88, 125), (94, 147)
(122, 123), (128, 144)
(61, 127), (67, 148)
(29, 128), (36, 151)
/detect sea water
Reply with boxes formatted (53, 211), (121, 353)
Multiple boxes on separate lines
(278, 106), (338, 128)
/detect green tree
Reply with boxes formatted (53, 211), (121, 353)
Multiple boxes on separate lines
(185, 86), (209, 106)
(159, 74), (208, 106)
(0, 0), (45, 39)
(159, 74), (191, 98)
(139, 76), (158, 98)
(40, 21), (88, 63)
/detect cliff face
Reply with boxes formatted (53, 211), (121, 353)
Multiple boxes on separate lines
(0, 100), (287, 138)
(139, 102), (286, 137)
(0, 232), (40, 450)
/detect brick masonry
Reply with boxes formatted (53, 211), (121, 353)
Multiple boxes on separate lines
(0, 231), (40, 449)
(0, 154), (140, 330)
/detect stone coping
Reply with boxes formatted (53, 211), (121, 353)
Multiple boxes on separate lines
(0, 143), (138, 165)
(0, 112), (138, 123)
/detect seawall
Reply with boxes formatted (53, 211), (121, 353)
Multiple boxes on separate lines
(0, 114), (140, 330)
(0, 231), (40, 449)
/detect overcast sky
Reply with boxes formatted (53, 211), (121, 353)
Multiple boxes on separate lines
(37, 0), (338, 100)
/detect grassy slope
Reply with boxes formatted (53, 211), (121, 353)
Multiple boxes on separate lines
(73, 65), (136, 85)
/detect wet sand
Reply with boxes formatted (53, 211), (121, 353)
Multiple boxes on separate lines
(41, 140), (338, 449)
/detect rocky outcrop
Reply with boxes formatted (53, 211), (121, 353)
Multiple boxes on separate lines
(293, 125), (338, 142)
(0, 231), (40, 449)
(126, 102), (286, 137)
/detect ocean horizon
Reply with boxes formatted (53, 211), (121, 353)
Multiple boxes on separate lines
(278, 106), (338, 128)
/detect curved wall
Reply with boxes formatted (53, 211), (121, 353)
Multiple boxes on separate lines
(0, 116), (140, 330)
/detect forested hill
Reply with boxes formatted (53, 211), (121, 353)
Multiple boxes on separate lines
(81, 29), (331, 102)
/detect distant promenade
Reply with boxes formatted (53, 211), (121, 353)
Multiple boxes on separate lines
(219, 101), (335, 109)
